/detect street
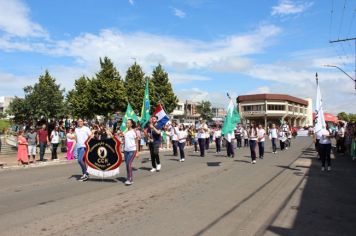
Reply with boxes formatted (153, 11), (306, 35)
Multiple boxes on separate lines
(0, 137), (355, 236)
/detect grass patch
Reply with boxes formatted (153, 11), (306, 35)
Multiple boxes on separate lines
(0, 120), (11, 133)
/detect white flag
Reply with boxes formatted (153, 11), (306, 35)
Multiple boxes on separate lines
(314, 78), (326, 134)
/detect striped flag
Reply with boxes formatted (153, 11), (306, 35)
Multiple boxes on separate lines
(152, 104), (169, 130)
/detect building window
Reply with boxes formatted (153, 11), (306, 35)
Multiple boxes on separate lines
(267, 105), (285, 111)
(242, 105), (265, 111)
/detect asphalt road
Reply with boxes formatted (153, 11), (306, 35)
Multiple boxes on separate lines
(0, 137), (355, 236)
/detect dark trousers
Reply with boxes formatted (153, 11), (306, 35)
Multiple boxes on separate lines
(39, 142), (46, 161)
(320, 143), (331, 167)
(244, 139), (249, 147)
(198, 138), (205, 157)
(226, 139), (235, 157)
(271, 138), (277, 152)
(205, 138), (210, 150)
(236, 138), (242, 148)
(249, 140), (257, 161)
(315, 139), (320, 157)
(337, 137), (345, 153)
(172, 140), (178, 156)
(258, 141), (264, 158)
(280, 141), (285, 150)
(51, 143), (59, 159)
(194, 140), (198, 152)
(178, 142), (185, 160)
(215, 137), (221, 152)
(149, 142), (160, 168)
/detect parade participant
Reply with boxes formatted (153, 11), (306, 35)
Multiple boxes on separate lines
(243, 127), (249, 147)
(319, 124), (333, 171)
(123, 119), (139, 185)
(170, 121), (179, 156)
(17, 130), (29, 166)
(257, 124), (266, 159)
(281, 121), (290, 149)
(37, 124), (49, 162)
(214, 126), (222, 153)
(50, 126), (60, 160)
(66, 128), (76, 160)
(75, 118), (92, 181)
(147, 116), (162, 172)
(314, 129), (322, 159)
(136, 126), (142, 152)
(191, 126), (198, 153)
(268, 123), (278, 154)
(196, 118), (208, 157)
(176, 124), (187, 162)
(26, 126), (37, 164)
(278, 128), (287, 151)
(235, 124), (243, 149)
(248, 122), (258, 164)
(164, 125), (171, 149)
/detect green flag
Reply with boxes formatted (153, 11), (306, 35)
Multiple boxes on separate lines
(140, 79), (150, 127)
(120, 103), (139, 132)
(222, 99), (240, 142)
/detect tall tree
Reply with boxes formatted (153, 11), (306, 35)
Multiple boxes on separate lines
(124, 63), (145, 114)
(88, 57), (127, 117)
(25, 70), (65, 119)
(6, 97), (30, 123)
(337, 112), (349, 122)
(196, 100), (213, 121)
(67, 76), (93, 118)
(150, 64), (178, 113)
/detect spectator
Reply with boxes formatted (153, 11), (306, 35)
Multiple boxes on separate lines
(26, 126), (37, 164)
(17, 130), (29, 166)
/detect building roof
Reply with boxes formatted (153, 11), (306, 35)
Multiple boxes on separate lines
(236, 94), (308, 106)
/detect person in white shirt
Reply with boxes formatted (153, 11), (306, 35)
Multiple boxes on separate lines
(257, 124), (266, 159)
(50, 126), (60, 160)
(75, 119), (92, 181)
(196, 118), (208, 157)
(176, 124), (187, 162)
(243, 128), (249, 147)
(248, 122), (258, 164)
(337, 122), (345, 154)
(170, 121), (179, 156)
(235, 124), (243, 149)
(214, 126), (222, 153)
(319, 124), (333, 171)
(268, 124), (278, 154)
(278, 128), (287, 151)
(205, 127), (211, 150)
(123, 119), (139, 185)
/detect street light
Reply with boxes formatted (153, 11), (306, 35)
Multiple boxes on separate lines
(324, 64), (356, 89)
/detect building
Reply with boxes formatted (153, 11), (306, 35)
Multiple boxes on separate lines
(0, 96), (14, 113)
(236, 94), (313, 128)
(211, 107), (226, 123)
(170, 100), (200, 123)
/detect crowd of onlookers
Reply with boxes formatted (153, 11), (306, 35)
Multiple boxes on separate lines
(334, 121), (356, 160)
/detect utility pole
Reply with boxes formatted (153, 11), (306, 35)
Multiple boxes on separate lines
(329, 37), (356, 89)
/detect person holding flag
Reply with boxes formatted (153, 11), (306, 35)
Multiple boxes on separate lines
(222, 94), (240, 158)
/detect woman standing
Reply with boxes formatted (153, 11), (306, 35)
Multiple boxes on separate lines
(66, 128), (76, 160)
(177, 124), (187, 162)
(248, 123), (258, 164)
(123, 119), (139, 185)
(17, 130), (29, 166)
(268, 124), (278, 154)
(319, 124), (333, 171)
(50, 126), (60, 160)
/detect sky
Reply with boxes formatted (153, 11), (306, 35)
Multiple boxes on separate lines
(0, 0), (355, 113)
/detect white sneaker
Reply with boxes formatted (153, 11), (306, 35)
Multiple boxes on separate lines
(182, 159), (185, 162)
(252, 160), (256, 164)
(321, 167), (325, 171)
(156, 164), (161, 171)
(125, 180), (132, 185)
(327, 166), (331, 171)
(150, 168), (156, 172)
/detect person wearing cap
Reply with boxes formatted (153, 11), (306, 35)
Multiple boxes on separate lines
(26, 126), (37, 164)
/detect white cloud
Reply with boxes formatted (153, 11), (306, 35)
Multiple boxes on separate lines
(271, 0), (313, 16)
(128, 0), (134, 6)
(170, 73), (211, 84)
(0, 0), (48, 37)
(173, 8), (186, 18)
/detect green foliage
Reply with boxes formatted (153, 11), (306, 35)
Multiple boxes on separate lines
(88, 57), (127, 117)
(348, 114), (356, 123)
(337, 112), (349, 122)
(124, 63), (145, 114)
(0, 119), (11, 133)
(67, 76), (93, 118)
(26, 70), (65, 119)
(150, 64), (178, 113)
(196, 100), (213, 121)
(6, 97), (29, 122)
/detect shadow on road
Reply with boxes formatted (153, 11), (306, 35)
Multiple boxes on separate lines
(206, 162), (221, 167)
(234, 160), (251, 164)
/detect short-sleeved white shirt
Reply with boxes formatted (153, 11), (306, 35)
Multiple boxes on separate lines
(196, 123), (207, 139)
(50, 131), (60, 144)
(257, 128), (266, 142)
(75, 126), (91, 148)
(124, 130), (137, 152)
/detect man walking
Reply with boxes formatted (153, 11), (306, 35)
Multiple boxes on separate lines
(196, 118), (208, 157)
(170, 121), (179, 156)
(26, 126), (37, 163)
(75, 119), (92, 181)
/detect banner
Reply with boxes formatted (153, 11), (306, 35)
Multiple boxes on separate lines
(84, 136), (123, 178)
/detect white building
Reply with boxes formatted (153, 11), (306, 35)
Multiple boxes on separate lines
(0, 96), (14, 113)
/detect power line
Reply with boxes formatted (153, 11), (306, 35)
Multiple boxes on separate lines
(329, 0), (334, 41)
(338, 0), (347, 39)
